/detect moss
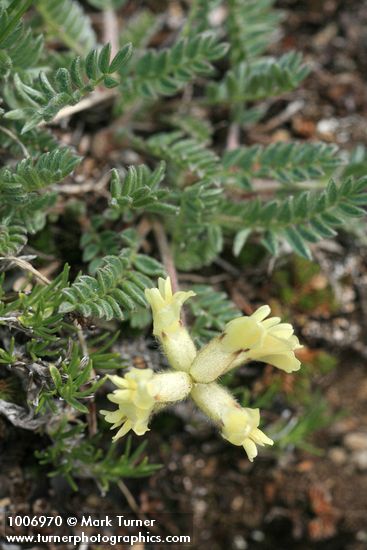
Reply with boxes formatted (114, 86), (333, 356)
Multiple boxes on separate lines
(293, 256), (320, 286)
(236, 242), (267, 266)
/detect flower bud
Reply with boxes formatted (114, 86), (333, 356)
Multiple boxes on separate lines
(145, 277), (197, 371)
(101, 368), (192, 440)
(191, 382), (273, 461)
(190, 305), (302, 383)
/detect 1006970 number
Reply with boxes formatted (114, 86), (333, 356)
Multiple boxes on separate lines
(8, 516), (63, 527)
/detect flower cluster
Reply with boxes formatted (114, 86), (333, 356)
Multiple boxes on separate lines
(101, 277), (302, 461)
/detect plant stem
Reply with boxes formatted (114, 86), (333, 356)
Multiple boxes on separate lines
(0, 125), (30, 158)
(152, 220), (179, 293)
(152, 219), (188, 326)
(0, 256), (51, 285)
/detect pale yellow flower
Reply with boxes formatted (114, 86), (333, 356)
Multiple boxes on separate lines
(101, 401), (152, 439)
(190, 381), (273, 461)
(224, 305), (302, 373)
(101, 368), (155, 439)
(144, 276), (195, 337)
(101, 368), (192, 440)
(107, 369), (156, 409)
(190, 305), (302, 383)
(221, 305), (270, 352)
(221, 408), (273, 462)
(145, 277), (197, 372)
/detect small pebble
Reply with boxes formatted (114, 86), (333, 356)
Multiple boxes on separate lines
(231, 495), (244, 511)
(344, 432), (367, 451)
(352, 450), (367, 471)
(356, 530), (367, 542)
(317, 117), (339, 138)
(193, 499), (207, 515)
(252, 530), (265, 542)
(233, 535), (248, 549)
(328, 447), (347, 466)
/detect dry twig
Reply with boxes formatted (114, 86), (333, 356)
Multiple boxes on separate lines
(0, 256), (51, 285)
(51, 90), (118, 124)
(103, 8), (119, 58)
(152, 220), (180, 293)
(0, 125), (30, 158)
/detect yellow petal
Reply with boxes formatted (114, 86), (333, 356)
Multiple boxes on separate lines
(158, 276), (171, 299)
(250, 428), (274, 447)
(246, 407), (260, 426)
(132, 386), (155, 409)
(242, 438), (258, 461)
(252, 333), (295, 355)
(133, 420), (150, 436)
(251, 305), (271, 322)
(112, 420), (132, 440)
(126, 368), (153, 383)
(268, 323), (294, 339)
(107, 374), (130, 388)
(222, 317), (265, 352)
(257, 352), (301, 372)
(100, 408), (124, 425)
(107, 389), (130, 404)
(262, 317), (281, 328)
(145, 287), (165, 310)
